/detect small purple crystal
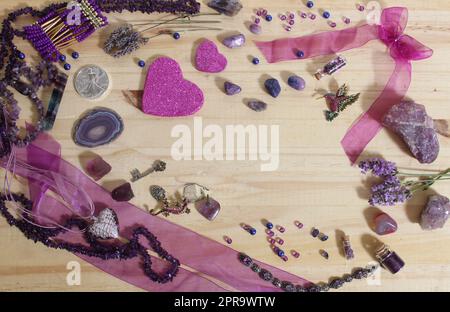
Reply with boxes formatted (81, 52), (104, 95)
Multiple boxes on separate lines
(195, 196), (221, 221)
(73, 108), (124, 148)
(249, 23), (262, 35)
(85, 155), (112, 181)
(420, 194), (450, 230)
(222, 34), (246, 48)
(208, 0), (243, 16)
(247, 100), (267, 112)
(224, 81), (241, 95)
(111, 182), (134, 202)
(383, 101), (439, 164)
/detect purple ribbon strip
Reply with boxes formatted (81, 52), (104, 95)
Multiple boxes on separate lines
(254, 7), (433, 163)
(4, 131), (311, 291)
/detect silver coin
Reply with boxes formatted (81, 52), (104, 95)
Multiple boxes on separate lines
(74, 65), (110, 100)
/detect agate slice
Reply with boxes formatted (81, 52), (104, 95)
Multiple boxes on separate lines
(383, 101), (439, 164)
(73, 108), (124, 148)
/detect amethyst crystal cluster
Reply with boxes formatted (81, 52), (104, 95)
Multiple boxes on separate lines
(420, 195), (450, 230)
(383, 101), (440, 164)
(208, 0), (242, 16)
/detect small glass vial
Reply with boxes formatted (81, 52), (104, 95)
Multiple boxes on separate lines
(342, 235), (354, 260)
(375, 244), (405, 274)
(315, 55), (347, 80)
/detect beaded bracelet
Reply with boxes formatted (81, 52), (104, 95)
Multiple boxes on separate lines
(238, 253), (379, 292)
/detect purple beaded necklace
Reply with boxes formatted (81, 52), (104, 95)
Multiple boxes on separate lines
(0, 192), (180, 284)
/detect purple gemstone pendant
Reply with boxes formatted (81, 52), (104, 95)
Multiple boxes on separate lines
(195, 196), (221, 221)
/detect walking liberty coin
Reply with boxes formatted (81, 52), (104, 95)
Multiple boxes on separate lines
(74, 65), (110, 100)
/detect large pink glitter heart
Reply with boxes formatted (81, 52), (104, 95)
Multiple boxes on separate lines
(142, 57), (204, 117)
(195, 39), (228, 73)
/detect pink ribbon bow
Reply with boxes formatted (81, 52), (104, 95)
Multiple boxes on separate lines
(255, 7), (433, 163)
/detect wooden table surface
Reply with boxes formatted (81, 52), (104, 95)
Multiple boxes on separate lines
(1, 0), (450, 292)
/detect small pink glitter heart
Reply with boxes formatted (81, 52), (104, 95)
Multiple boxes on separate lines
(142, 57), (204, 117)
(195, 39), (228, 73)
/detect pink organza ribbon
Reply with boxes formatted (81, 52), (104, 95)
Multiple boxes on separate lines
(2, 131), (311, 292)
(254, 7), (433, 163)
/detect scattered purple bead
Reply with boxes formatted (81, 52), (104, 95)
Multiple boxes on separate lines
(275, 237), (284, 245)
(291, 250), (300, 258)
(288, 19), (295, 26)
(266, 229), (275, 237)
(329, 21), (337, 28)
(311, 228), (320, 237)
(224, 236), (233, 244)
(344, 17), (351, 24)
(309, 13), (316, 20)
(280, 14), (287, 20)
(294, 220), (304, 229)
(300, 12), (308, 19)
(276, 225), (285, 233)
(285, 25), (292, 31)
(357, 4), (365, 12)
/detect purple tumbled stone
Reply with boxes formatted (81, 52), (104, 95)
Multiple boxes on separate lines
(195, 197), (221, 221)
(111, 182), (134, 202)
(224, 81), (242, 95)
(287, 75), (306, 90)
(208, 0), (243, 16)
(85, 155), (112, 181)
(420, 195), (450, 230)
(73, 108), (124, 148)
(247, 100), (267, 112)
(373, 213), (398, 235)
(222, 34), (246, 48)
(249, 23), (262, 34)
(383, 101), (439, 164)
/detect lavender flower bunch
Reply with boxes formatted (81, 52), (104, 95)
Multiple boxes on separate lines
(359, 158), (450, 207)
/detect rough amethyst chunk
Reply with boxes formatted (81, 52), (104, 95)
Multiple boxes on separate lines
(420, 194), (450, 230)
(383, 101), (439, 164)
(208, 0), (243, 16)
(264, 78), (281, 98)
(85, 155), (112, 181)
(247, 100), (267, 112)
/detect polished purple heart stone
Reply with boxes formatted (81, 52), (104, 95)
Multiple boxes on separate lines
(373, 213), (398, 235)
(111, 182), (134, 202)
(195, 197), (221, 221)
(85, 155), (112, 181)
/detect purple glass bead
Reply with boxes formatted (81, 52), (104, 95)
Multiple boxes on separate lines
(276, 225), (285, 233)
(300, 12), (308, 19)
(281, 255), (288, 262)
(289, 13), (295, 19)
(266, 229), (275, 237)
(285, 25), (292, 31)
(268, 238), (276, 244)
(357, 4), (365, 12)
(224, 236), (232, 244)
(195, 196), (221, 221)
(262, 9), (268, 16)
(291, 250), (300, 258)
(111, 182), (134, 202)
(329, 21), (337, 28)
(256, 10), (262, 16)
(288, 19), (295, 26)
(309, 13), (316, 20)
(344, 17), (351, 24)
(280, 15), (287, 21)
(294, 220), (304, 229)
(311, 228), (320, 237)
(320, 249), (329, 259)
(85, 155), (112, 181)
(275, 237), (284, 245)
(254, 17), (261, 24)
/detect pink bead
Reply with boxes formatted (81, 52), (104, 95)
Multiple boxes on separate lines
(281, 255), (289, 262)
(266, 229), (275, 237)
(280, 14), (287, 20)
(291, 250), (300, 258)
(262, 9), (268, 16)
(285, 25), (292, 31)
(289, 13), (295, 19)
(276, 237), (284, 245)
(276, 225), (285, 233)
(329, 21), (337, 28)
(357, 4), (365, 12)
(288, 19), (295, 26)
(309, 13), (316, 20)
(224, 236), (232, 244)
(344, 17), (351, 24)
(255, 17), (261, 24)
(300, 12), (307, 18)
(256, 10), (262, 16)
(294, 221), (303, 229)
(268, 238), (276, 244)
